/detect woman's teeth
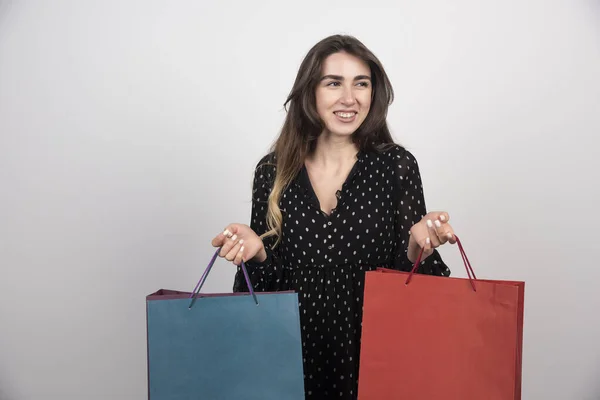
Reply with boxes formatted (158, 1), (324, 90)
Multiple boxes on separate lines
(335, 112), (356, 118)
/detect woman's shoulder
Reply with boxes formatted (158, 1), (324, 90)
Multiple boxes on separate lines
(252, 152), (277, 186)
(254, 151), (277, 170)
(374, 143), (419, 167)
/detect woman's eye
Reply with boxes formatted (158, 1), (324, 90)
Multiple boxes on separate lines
(325, 81), (369, 87)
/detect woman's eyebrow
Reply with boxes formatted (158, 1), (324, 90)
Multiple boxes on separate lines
(319, 74), (372, 81)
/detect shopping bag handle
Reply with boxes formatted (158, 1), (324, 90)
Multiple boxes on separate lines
(188, 248), (259, 309)
(405, 235), (477, 291)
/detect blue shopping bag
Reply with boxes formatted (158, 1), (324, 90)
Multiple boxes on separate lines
(146, 249), (305, 400)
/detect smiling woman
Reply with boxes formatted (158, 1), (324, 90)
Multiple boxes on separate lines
(210, 34), (454, 399)
(317, 53), (373, 135)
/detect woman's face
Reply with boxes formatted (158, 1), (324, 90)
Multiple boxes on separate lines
(315, 51), (373, 138)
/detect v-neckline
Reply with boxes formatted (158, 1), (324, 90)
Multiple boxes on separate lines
(299, 152), (364, 217)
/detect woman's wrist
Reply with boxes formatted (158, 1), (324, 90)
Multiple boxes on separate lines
(407, 235), (419, 264)
(250, 246), (267, 263)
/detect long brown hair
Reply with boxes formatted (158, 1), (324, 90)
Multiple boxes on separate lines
(261, 34), (396, 247)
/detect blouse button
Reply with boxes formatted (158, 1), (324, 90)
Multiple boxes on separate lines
(328, 221), (332, 226)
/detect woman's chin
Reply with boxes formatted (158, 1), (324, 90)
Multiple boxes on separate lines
(323, 123), (359, 138)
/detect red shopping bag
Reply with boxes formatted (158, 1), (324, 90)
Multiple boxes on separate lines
(357, 237), (524, 400)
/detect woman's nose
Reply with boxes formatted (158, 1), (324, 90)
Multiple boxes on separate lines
(340, 86), (356, 105)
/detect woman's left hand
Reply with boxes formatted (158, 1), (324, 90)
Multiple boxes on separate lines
(407, 211), (456, 263)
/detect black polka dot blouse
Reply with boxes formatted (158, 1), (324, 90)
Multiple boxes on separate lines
(233, 144), (450, 399)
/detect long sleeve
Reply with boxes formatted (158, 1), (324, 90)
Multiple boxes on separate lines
(233, 153), (284, 292)
(391, 147), (451, 276)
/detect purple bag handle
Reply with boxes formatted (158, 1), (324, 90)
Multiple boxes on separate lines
(188, 248), (258, 309)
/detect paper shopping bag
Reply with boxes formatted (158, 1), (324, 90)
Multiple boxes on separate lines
(357, 237), (525, 400)
(146, 249), (305, 400)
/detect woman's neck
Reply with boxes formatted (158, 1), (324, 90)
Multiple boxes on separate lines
(307, 132), (359, 169)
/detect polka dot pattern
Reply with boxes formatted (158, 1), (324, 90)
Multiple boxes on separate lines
(233, 144), (450, 399)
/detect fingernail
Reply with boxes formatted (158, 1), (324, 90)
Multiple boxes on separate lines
(231, 234), (237, 241)
(434, 220), (441, 228)
(426, 237), (430, 245)
(447, 233), (453, 240)
(426, 219), (433, 228)
(439, 215), (446, 222)
(223, 229), (230, 236)
(239, 246), (244, 253)
(239, 239), (244, 245)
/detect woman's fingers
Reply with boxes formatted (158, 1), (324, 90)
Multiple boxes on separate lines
(425, 215), (456, 248)
(436, 219), (453, 245)
(218, 226), (239, 257)
(212, 226), (234, 247)
(225, 239), (243, 261)
(426, 219), (443, 247)
(211, 223), (265, 266)
(233, 244), (245, 266)
(438, 212), (450, 223)
(211, 231), (227, 247)
(420, 237), (434, 258)
(435, 216), (456, 245)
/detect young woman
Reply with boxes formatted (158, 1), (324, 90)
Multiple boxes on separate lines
(211, 34), (455, 399)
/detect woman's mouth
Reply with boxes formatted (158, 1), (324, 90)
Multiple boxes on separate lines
(334, 111), (357, 122)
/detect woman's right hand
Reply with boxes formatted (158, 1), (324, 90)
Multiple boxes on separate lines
(211, 223), (267, 266)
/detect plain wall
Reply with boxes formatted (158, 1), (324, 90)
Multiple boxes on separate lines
(1, 0), (599, 399)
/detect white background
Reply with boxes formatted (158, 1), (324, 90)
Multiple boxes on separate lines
(1, 0), (599, 398)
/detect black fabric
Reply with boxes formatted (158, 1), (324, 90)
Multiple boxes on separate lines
(233, 144), (450, 399)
